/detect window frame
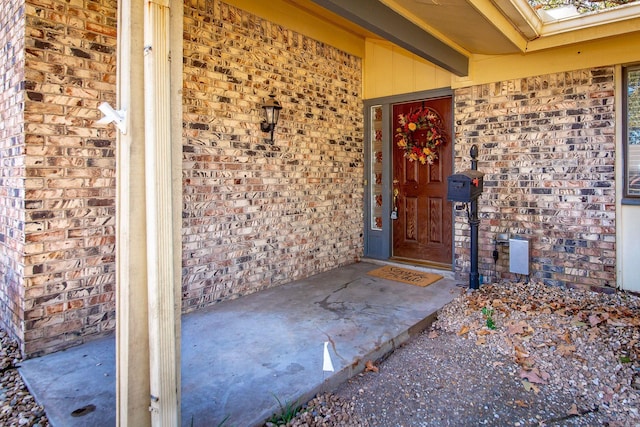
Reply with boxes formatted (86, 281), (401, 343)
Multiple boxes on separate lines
(623, 63), (640, 205)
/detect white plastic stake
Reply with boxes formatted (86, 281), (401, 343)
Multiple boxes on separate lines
(323, 342), (334, 372)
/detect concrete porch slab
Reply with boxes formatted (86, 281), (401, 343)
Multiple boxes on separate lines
(19, 261), (461, 427)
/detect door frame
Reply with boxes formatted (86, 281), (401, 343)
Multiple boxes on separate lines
(364, 88), (455, 267)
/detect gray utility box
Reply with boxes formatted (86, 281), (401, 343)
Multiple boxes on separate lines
(509, 237), (530, 275)
(447, 170), (484, 203)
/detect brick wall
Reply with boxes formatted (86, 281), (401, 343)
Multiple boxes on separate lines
(21, 0), (117, 357)
(1, 1), (619, 356)
(0, 0), (26, 343)
(181, 1), (364, 310)
(4, 0), (364, 357)
(454, 67), (616, 291)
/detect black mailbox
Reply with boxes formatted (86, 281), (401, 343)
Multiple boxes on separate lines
(447, 170), (484, 202)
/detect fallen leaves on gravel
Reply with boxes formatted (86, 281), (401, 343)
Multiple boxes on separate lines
(434, 280), (640, 424)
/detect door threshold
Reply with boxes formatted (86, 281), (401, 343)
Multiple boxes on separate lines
(389, 257), (452, 272)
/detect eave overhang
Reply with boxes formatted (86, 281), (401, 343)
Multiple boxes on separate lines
(310, 0), (470, 76)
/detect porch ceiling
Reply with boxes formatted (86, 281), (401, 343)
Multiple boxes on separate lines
(302, 0), (640, 71)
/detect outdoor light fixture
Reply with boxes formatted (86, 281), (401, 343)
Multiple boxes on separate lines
(260, 94), (282, 141)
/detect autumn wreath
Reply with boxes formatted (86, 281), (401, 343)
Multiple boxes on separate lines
(395, 107), (445, 164)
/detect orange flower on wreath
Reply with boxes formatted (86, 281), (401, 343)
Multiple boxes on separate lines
(395, 107), (445, 164)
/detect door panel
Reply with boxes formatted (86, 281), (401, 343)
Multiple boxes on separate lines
(429, 198), (443, 244)
(392, 97), (453, 266)
(404, 196), (418, 241)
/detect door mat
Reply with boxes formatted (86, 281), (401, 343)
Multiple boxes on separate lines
(367, 265), (443, 287)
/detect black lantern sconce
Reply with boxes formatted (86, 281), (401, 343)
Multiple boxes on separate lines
(260, 94), (282, 142)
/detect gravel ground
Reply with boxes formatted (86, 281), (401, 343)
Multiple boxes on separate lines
(0, 331), (49, 427)
(267, 281), (640, 426)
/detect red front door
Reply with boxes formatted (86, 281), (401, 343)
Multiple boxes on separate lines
(392, 97), (453, 267)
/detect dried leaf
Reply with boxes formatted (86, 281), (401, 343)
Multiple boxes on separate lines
(519, 367), (549, 384)
(365, 360), (379, 373)
(567, 404), (579, 416)
(477, 329), (492, 336)
(427, 330), (439, 339)
(513, 343), (534, 367)
(457, 325), (470, 336)
(514, 399), (528, 408)
(475, 337), (486, 346)
(587, 328), (600, 342)
(588, 314), (605, 327)
(549, 301), (565, 310)
(516, 356), (534, 369)
(514, 345), (529, 358)
(536, 368), (550, 381)
(496, 305), (511, 316)
(507, 323), (525, 335)
(556, 344), (576, 357)
(522, 379), (540, 394)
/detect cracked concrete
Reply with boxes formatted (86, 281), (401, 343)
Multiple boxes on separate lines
(20, 261), (460, 427)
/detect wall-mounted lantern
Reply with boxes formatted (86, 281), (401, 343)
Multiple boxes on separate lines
(260, 94), (282, 142)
